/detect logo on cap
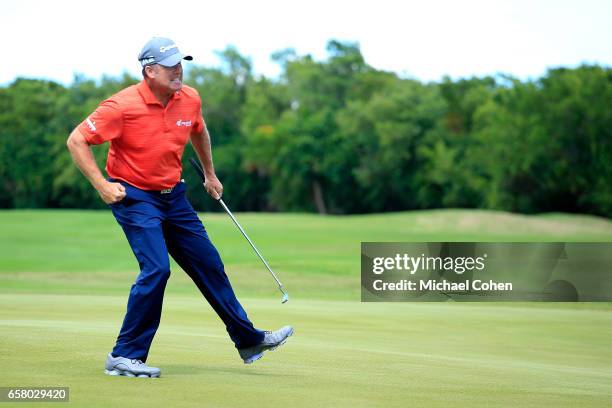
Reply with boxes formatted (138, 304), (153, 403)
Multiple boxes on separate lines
(160, 44), (178, 53)
(140, 56), (155, 65)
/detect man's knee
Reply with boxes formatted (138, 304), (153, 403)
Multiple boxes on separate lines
(135, 261), (171, 287)
(205, 249), (225, 273)
(188, 237), (225, 272)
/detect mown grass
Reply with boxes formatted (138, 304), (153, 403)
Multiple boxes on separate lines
(0, 210), (611, 407)
(1, 209), (611, 299)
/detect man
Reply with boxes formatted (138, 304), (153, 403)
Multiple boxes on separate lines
(66, 37), (293, 378)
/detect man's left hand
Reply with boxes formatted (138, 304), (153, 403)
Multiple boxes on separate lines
(204, 176), (223, 200)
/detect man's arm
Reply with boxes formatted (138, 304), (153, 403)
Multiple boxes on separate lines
(66, 128), (126, 204)
(190, 125), (223, 199)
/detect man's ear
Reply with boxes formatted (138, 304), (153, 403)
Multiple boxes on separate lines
(144, 65), (156, 79)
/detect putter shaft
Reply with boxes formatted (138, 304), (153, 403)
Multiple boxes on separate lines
(218, 198), (288, 297)
(188, 157), (288, 302)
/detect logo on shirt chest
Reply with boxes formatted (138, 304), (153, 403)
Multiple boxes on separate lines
(176, 119), (192, 127)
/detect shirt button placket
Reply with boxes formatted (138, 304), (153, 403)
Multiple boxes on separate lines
(163, 107), (169, 131)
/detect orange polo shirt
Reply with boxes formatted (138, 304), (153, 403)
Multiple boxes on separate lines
(78, 81), (204, 190)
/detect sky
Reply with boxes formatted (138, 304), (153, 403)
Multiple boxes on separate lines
(1, 0), (610, 85)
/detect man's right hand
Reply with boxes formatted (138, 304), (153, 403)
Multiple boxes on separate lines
(96, 181), (126, 204)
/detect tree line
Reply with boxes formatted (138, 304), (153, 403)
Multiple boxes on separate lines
(0, 41), (610, 217)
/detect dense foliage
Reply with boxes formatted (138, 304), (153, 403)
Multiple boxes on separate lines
(1, 41), (610, 216)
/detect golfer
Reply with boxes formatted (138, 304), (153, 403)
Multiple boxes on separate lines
(66, 37), (293, 378)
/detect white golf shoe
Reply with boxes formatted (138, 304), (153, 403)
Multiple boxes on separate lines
(104, 353), (161, 378)
(238, 326), (294, 364)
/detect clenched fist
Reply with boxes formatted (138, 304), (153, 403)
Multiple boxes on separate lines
(96, 181), (126, 204)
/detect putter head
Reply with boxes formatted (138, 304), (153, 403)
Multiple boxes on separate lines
(281, 293), (289, 304)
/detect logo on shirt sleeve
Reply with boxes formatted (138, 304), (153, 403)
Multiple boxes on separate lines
(86, 117), (97, 132)
(176, 119), (192, 127)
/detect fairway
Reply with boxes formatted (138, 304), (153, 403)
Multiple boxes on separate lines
(1, 210), (612, 407)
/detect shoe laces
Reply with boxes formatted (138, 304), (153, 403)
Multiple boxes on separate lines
(131, 359), (144, 366)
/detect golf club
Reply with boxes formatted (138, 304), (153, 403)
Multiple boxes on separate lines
(189, 157), (289, 304)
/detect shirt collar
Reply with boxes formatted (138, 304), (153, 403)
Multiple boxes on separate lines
(137, 80), (182, 105)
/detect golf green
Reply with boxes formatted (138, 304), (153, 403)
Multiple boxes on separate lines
(1, 210), (611, 407)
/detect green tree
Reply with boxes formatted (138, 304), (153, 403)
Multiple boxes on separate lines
(0, 79), (68, 207)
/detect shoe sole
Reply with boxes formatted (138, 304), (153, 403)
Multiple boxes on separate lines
(243, 327), (294, 364)
(104, 369), (160, 378)
(243, 352), (264, 364)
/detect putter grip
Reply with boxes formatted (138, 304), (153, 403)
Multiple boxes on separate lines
(189, 157), (206, 182)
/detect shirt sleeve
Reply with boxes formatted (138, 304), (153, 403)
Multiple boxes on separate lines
(192, 98), (205, 134)
(77, 99), (123, 145)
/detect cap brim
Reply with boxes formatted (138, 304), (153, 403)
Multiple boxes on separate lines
(158, 53), (193, 67)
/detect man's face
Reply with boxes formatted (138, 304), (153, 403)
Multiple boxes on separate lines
(147, 63), (183, 92)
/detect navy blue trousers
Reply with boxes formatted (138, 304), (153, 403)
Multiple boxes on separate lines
(109, 180), (264, 361)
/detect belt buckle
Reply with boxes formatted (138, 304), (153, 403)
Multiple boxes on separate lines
(160, 187), (173, 194)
